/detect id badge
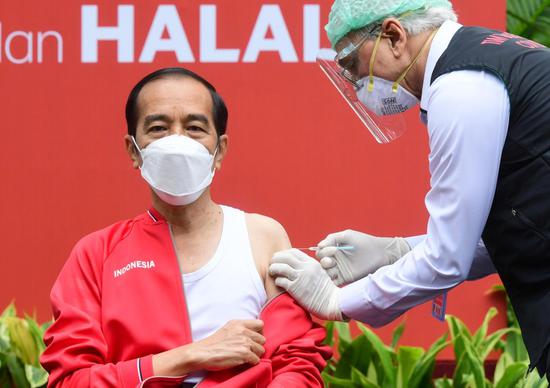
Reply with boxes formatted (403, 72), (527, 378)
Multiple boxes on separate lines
(432, 292), (447, 322)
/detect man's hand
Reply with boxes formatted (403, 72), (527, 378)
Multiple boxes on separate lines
(269, 249), (343, 321)
(153, 319), (266, 376)
(317, 230), (411, 286)
(191, 319), (266, 371)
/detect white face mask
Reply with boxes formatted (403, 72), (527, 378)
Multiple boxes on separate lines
(356, 76), (419, 116)
(132, 135), (217, 206)
(355, 29), (437, 117)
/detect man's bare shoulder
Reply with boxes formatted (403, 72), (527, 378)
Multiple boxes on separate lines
(245, 213), (289, 247)
(244, 213), (291, 299)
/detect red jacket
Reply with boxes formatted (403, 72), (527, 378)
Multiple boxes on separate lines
(41, 209), (332, 387)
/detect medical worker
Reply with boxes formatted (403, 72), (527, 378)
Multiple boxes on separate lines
(269, 0), (550, 379)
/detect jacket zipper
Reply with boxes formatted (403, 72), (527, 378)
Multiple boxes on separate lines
(168, 224), (194, 332)
(511, 208), (550, 240)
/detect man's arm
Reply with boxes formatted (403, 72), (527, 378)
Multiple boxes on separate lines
(41, 237), (157, 387)
(246, 213), (290, 300)
(339, 69), (509, 326)
(246, 214), (332, 387)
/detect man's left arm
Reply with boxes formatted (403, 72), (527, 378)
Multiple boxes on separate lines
(247, 215), (332, 387)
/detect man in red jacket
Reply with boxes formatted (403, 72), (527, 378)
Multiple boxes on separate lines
(40, 68), (331, 387)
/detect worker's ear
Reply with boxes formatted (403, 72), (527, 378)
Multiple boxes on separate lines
(214, 134), (228, 171)
(124, 134), (142, 169)
(381, 18), (408, 59)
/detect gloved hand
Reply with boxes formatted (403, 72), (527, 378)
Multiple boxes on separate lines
(269, 249), (343, 321)
(317, 230), (411, 286)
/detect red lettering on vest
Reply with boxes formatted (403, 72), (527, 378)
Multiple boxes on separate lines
(481, 32), (545, 50)
(516, 39), (545, 49)
(481, 34), (510, 46)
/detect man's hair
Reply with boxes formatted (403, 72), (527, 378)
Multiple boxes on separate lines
(125, 67), (228, 138)
(347, 7), (457, 42)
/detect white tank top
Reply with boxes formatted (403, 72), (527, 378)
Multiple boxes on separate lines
(182, 206), (267, 383)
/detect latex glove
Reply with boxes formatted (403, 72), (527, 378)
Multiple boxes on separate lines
(269, 249), (343, 321)
(317, 230), (411, 286)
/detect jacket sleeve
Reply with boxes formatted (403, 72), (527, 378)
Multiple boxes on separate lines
(40, 236), (155, 388)
(263, 294), (333, 388)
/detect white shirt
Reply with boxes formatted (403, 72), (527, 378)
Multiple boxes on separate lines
(339, 21), (510, 326)
(182, 206), (267, 383)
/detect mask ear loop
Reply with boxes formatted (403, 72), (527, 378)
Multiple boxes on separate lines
(131, 136), (144, 168)
(131, 136), (142, 153)
(367, 32), (384, 93)
(392, 29), (438, 93)
(211, 136), (221, 172)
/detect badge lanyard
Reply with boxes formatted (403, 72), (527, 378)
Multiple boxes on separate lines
(432, 292), (447, 322)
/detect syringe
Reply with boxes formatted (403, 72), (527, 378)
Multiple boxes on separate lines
(296, 245), (354, 252)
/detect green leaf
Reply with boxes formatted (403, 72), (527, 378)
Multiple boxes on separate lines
(453, 337), (486, 388)
(40, 322), (52, 333)
(324, 321), (335, 347)
(480, 328), (519, 361)
(464, 344), (486, 388)
(334, 321), (352, 343)
(4, 317), (38, 366)
(334, 334), (373, 379)
(523, 368), (550, 388)
(504, 330), (528, 362)
(322, 372), (358, 388)
(493, 352), (514, 383)
(6, 353), (30, 388)
(434, 377), (453, 388)
(0, 322), (10, 353)
(25, 364), (48, 388)
(507, 0), (550, 46)
(357, 323), (396, 387)
(24, 316), (46, 365)
(391, 322), (405, 350)
(494, 362), (527, 388)
(351, 367), (380, 388)
(408, 334), (449, 388)
(446, 315), (473, 341)
(334, 321), (353, 355)
(472, 307), (498, 350)
(396, 346), (424, 388)
(1, 303), (16, 319)
(366, 362), (378, 384)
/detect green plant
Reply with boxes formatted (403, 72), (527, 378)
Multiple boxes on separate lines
(0, 303), (51, 388)
(322, 320), (449, 387)
(488, 285), (548, 388)
(507, 0), (550, 46)
(323, 297), (549, 387)
(443, 307), (520, 387)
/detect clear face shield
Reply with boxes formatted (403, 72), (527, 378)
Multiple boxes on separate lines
(318, 57), (407, 144)
(318, 28), (435, 144)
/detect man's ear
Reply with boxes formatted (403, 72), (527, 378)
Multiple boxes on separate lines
(214, 134), (228, 171)
(124, 135), (141, 169)
(381, 18), (408, 58)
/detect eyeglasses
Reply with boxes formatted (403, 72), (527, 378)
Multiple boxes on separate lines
(334, 26), (379, 87)
(335, 35), (370, 87)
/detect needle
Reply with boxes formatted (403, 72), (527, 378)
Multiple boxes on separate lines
(296, 245), (354, 252)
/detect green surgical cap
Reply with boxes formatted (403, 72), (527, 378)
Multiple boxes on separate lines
(325, 0), (453, 48)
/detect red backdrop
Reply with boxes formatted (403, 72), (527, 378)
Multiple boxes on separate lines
(0, 0), (505, 358)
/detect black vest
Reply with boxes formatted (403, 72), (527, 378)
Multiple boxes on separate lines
(430, 27), (550, 372)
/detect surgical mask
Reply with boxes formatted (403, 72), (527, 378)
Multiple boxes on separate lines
(356, 29), (437, 116)
(132, 135), (217, 206)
